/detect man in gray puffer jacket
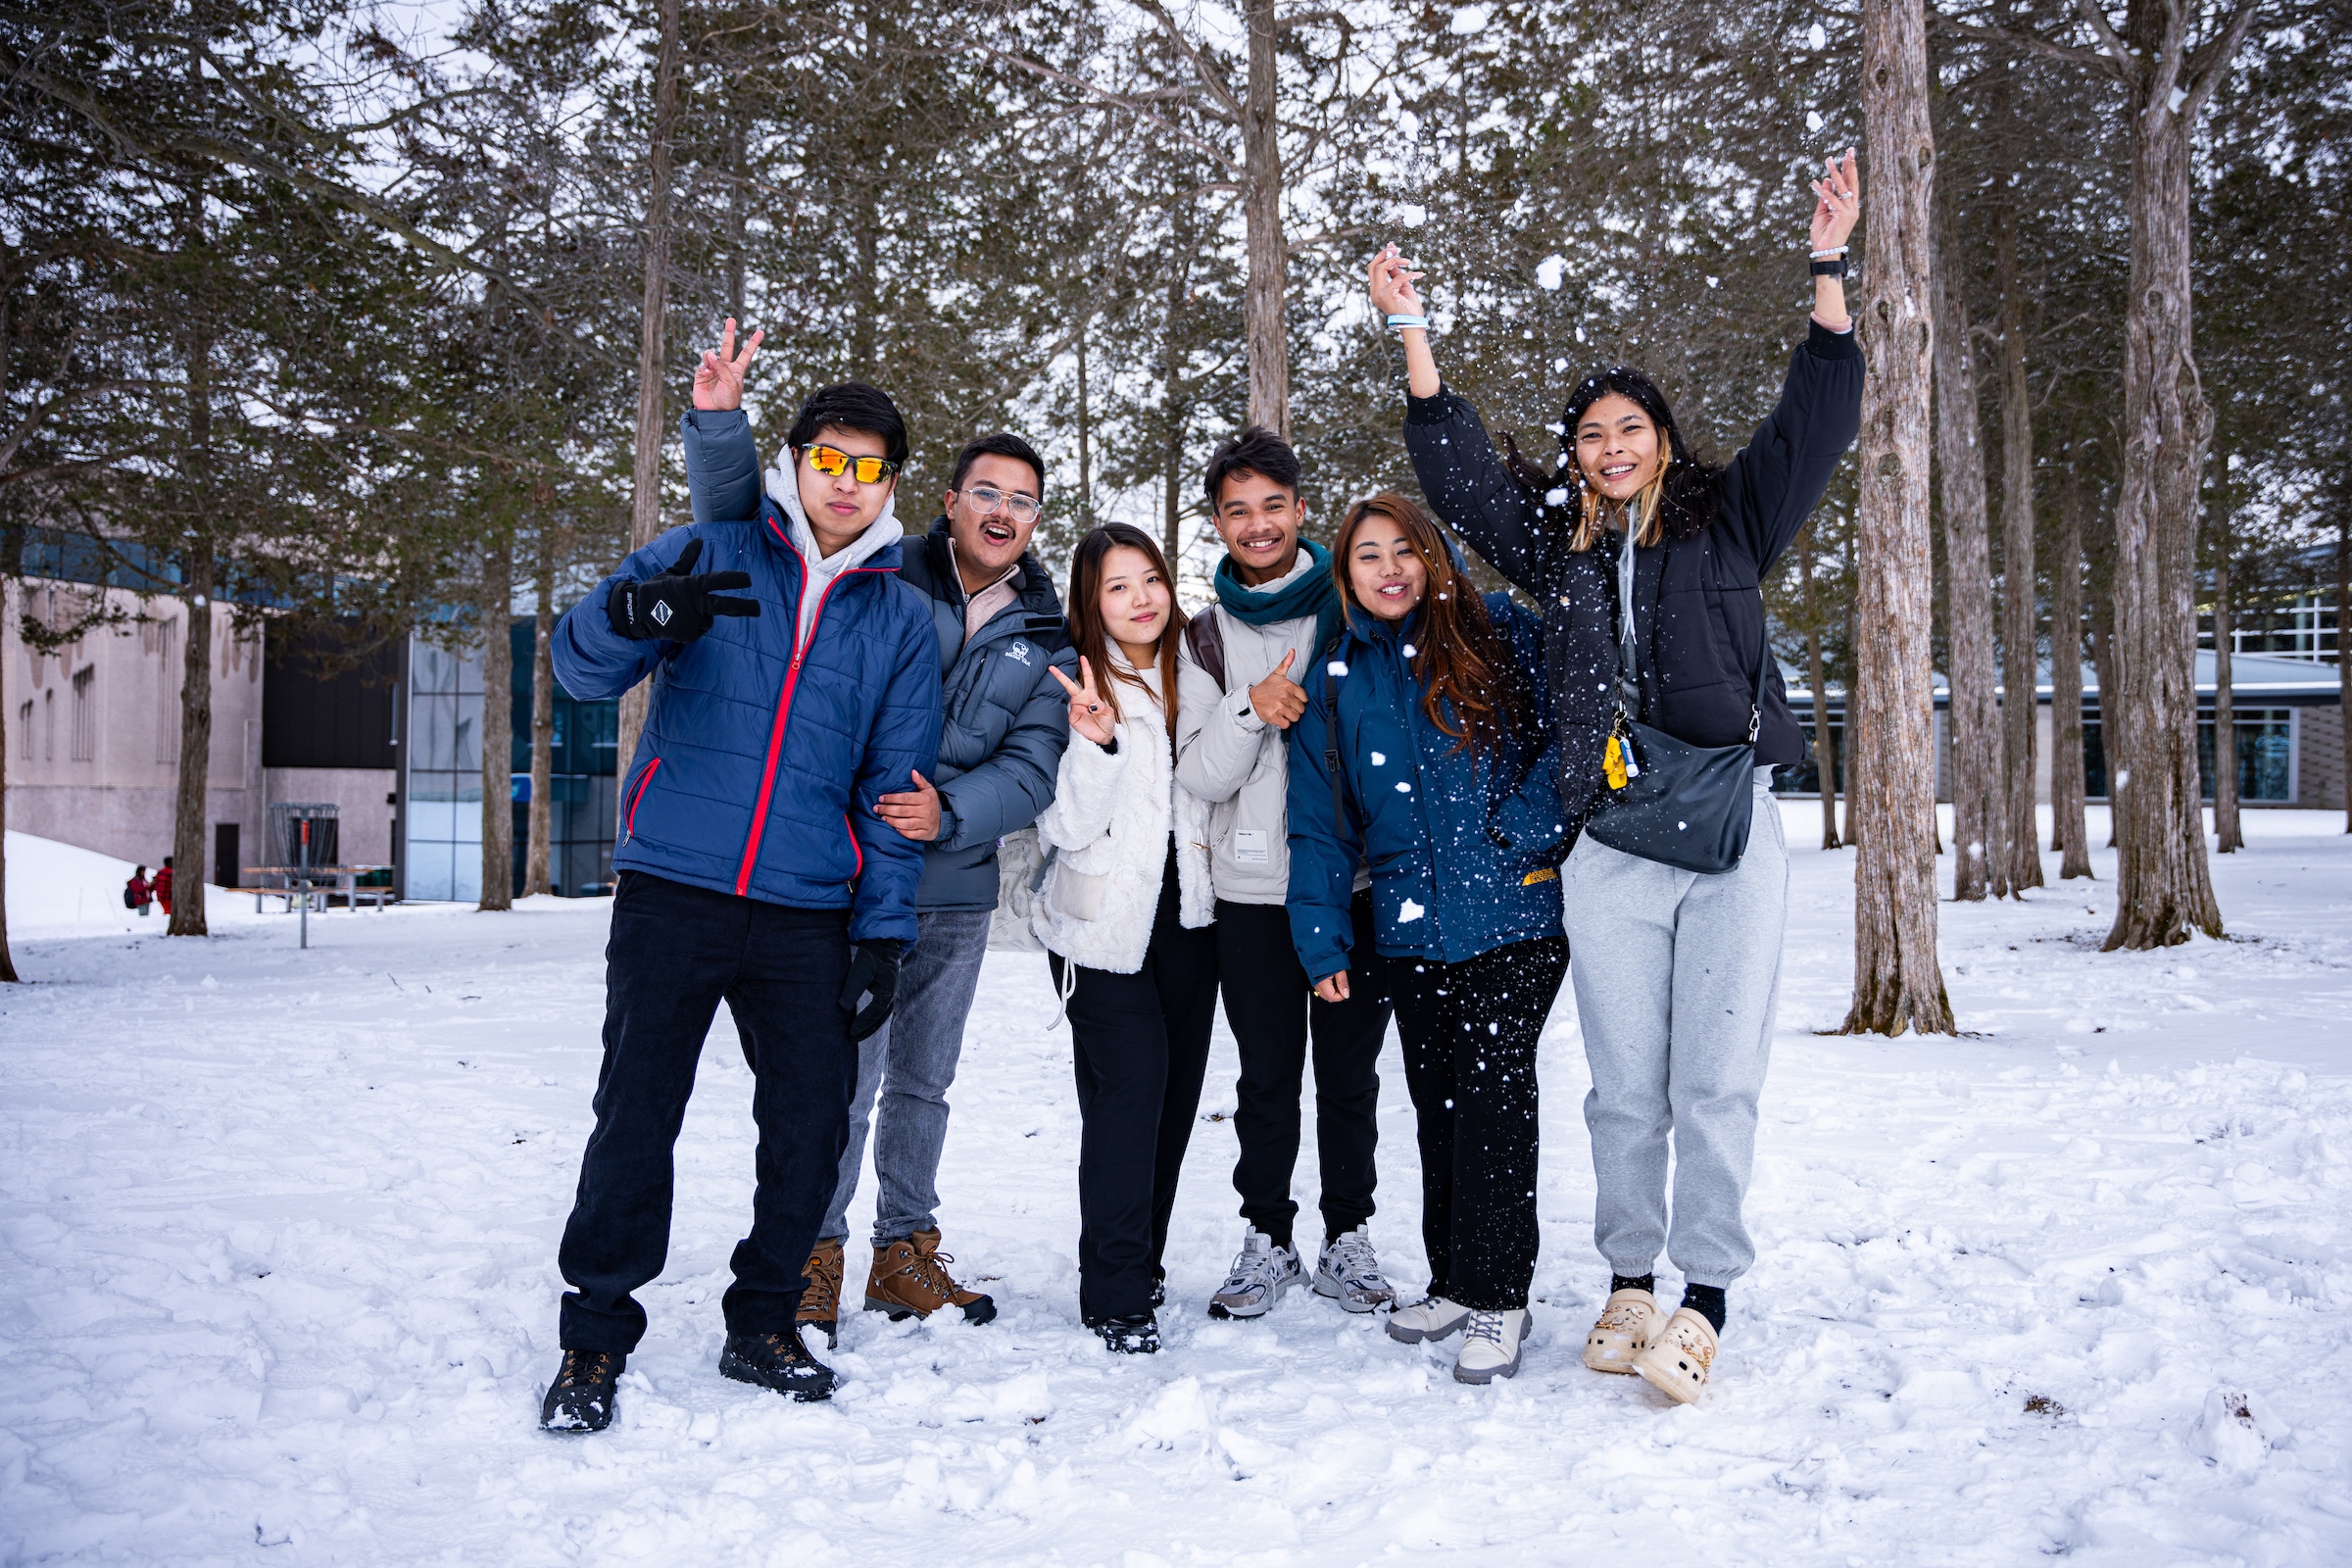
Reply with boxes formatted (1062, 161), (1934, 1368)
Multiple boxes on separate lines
(681, 324), (1073, 1346)
(1175, 426), (1396, 1323)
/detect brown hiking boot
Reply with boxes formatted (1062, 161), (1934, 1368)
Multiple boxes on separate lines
(863, 1228), (999, 1324)
(799, 1238), (845, 1349)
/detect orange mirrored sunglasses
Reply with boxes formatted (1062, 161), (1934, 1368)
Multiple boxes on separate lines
(802, 443), (901, 485)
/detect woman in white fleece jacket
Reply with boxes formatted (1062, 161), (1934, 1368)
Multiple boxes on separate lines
(1033, 522), (1215, 1355)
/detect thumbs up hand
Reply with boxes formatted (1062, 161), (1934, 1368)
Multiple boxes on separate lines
(1248, 647), (1308, 729)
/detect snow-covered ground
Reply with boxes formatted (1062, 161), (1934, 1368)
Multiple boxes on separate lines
(3, 805), (2349, 1566)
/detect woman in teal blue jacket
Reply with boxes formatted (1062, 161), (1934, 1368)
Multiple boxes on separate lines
(1286, 493), (1569, 1386)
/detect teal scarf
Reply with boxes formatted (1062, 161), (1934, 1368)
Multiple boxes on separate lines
(1213, 538), (1343, 658)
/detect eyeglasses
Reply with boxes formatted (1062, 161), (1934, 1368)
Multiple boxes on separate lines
(957, 484), (1043, 524)
(802, 443), (901, 485)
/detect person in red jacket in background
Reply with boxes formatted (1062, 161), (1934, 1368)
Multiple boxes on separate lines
(153, 857), (173, 916)
(125, 866), (153, 915)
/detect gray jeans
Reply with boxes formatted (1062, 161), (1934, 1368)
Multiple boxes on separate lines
(821, 907), (994, 1246)
(1561, 775), (1788, 1287)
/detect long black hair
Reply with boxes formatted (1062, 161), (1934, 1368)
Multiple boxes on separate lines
(1505, 367), (1721, 550)
(1064, 522), (1187, 739)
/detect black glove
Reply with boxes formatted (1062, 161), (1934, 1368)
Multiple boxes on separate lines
(606, 538), (760, 642)
(839, 938), (904, 1043)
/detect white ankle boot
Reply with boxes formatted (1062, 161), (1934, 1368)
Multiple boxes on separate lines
(1583, 1287), (1663, 1374)
(1385, 1295), (1471, 1345)
(1452, 1308), (1535, 1384)
(1631, 1307), (1718, 1404)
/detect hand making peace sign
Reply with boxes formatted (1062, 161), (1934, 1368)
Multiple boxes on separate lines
(1809, 149), (1861, 256)
(692, 317), (764, 412)
(1050, 657), (1117, 747)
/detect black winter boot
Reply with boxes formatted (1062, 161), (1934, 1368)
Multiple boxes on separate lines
(718, 1326), (838, 1401)
(1088, 1311), (1161, 1355)
(540, 1349), (624, 1433)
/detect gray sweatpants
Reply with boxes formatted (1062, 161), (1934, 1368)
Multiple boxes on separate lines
(1560, 774), (1788, 1287)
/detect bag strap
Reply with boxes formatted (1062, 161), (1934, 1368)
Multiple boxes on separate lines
(1321, 639), (1353, 845)
(1183, 611), (1228, 693)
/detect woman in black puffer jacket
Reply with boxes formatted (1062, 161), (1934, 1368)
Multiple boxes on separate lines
(1365, 152), (1866, 1407)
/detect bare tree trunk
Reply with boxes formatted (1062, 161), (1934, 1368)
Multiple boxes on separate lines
(168, 543), (214, 936)
(1799, 529), (1840, 848)
(524, 542), (557, 896)
(1930, 191), (2008, 901)
(2051, 454), (2092, 878)
(1240, 0), (1288, 439)
(613, 0), (683, 809)
(2103, 19), (2222, 951)
(1841, 594), (1862, 850)
(1842, 0), (1952, 1036)
(478, 539), (514, 910)
(2338, 516), (2349, 834)
(1993, 200), (2042, 891)
(2089, 581), (2118, 848)
(2211, 507), (2241, 853)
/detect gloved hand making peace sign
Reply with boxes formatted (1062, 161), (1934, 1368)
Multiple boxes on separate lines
(605, 537), (760, 642)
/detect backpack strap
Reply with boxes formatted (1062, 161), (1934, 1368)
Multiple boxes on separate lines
(1183, 610), (1228, 692)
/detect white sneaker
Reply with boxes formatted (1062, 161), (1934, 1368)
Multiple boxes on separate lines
(1453, 1307), (1535, 1385)
(1207, 1228), (1301, 1320)
(1385, 1295), (1472, 1345)
(1313, 1227), (1397, 1313)
(1631, 1307), (1718, 1404)
(1583, 1287), (1663, 1374)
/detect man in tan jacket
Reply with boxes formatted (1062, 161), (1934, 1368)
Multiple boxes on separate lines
(1174, 426), (1396, 1321)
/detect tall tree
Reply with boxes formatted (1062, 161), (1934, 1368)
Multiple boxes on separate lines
(2050, 438), (2095, 877)
(477, 535), (515, 910)
(1991, 192), (2044, 891)
(613, 0), (684, 803)
(1930, 188), (2010, 901)
(524, 528), (558, 896)
(1844, 0), (1954, 1035)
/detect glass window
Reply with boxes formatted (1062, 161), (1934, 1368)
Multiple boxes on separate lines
(2199, 709), (2293, 803)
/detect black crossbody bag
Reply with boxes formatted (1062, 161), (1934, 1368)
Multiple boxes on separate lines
(1583, 617), (1769, 876)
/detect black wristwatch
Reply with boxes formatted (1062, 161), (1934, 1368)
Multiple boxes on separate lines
(1810, 256), (1848, 278)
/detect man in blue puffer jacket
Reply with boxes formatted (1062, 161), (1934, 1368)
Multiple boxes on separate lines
(538, 353), (942, 1434)
(678, 322), (1074, 1350)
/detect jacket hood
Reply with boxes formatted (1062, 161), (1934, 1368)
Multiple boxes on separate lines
(765, 460), (905, 572)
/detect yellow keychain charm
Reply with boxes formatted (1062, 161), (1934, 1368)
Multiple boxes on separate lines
(1604, 733), (1629, 791)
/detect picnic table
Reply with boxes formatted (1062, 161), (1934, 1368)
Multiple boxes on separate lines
(238, 865), (396, 913)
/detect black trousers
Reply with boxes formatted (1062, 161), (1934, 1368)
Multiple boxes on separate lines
(1049, 849), (1219, 1322)
(1216, 893), (1391, 1246)
(1387, 935), (1569, 1312)
(558, 871), (858, 1351)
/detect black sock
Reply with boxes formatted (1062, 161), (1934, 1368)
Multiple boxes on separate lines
(1610, 1273), (1655, 1297)
(1681, 1283), (1727, 1334)
(1261, 1221), (1295, 1254)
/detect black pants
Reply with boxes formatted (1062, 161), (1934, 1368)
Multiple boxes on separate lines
(1216, 893), (1391, 1247)
(1387, 935), (1568, 1312)
(558, 871), (858, 1351)
(1049, 849), (1219, 1322)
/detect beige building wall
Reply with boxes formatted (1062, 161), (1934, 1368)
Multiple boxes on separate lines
(261, 766), (397, 866)
(3, 579), (266, 868)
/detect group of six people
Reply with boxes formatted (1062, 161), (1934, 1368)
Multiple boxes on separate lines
(537, 155), (1867, 1432)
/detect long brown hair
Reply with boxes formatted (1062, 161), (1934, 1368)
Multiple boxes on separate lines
(1332, 494), (1531, 755)
(1064, 522), (1187, 739)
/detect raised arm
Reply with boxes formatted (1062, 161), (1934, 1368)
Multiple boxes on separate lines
(1369, 244), (1565, 597)
(682, 318), (767, 524)
(1717, 152), (1866, 574)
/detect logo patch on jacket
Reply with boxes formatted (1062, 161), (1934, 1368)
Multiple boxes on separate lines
(1005, 639), (1034, 665)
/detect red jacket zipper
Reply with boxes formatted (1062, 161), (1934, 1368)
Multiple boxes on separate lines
(734, 521), (887, 897)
